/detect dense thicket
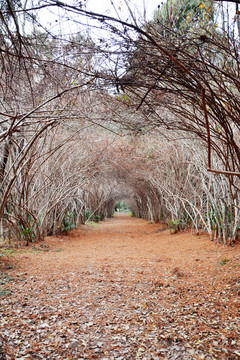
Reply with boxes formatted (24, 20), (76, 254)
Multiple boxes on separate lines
(0, 0), (240, 247)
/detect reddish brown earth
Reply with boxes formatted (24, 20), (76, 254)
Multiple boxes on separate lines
(0, 214), (240, 359)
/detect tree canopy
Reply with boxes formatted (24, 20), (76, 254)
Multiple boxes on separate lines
(153, 0), (215, 33)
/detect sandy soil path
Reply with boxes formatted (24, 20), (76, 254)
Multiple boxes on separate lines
(0, 214), (239, 359)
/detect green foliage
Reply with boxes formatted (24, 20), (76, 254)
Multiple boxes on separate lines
(19, 220), (36, 245)
(84, 208), (91, 220)
(1, 248), (17, 255)
(93, 214), (101, 223)
(205, 204), (232, 232)
(115, 201), (130, 212)
(62, 211), (75, 233)
(62, 222), (75, 233)
(85, 208), (104, 223)
(168, 219), (184, 234)
(154, 0), (215, 34)
(131, 211), (136, 217)
(20, 226), (33, 237)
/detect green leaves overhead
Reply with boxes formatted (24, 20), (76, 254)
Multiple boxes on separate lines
(154, 0), (215, 33)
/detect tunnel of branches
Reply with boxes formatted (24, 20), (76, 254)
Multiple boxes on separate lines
(0, 0), (240, 246)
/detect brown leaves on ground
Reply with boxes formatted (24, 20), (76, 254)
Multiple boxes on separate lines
(0, 214), (240, 359)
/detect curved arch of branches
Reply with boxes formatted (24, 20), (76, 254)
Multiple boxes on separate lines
(0, 0), (240, 246)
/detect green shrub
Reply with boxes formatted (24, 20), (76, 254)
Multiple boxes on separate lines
(84, 208), (91, 220)
(168, 219), (183, 234)
(62, 212), (75, 233)
(93, 215), (101, 223)
(20, 227), (33, 237)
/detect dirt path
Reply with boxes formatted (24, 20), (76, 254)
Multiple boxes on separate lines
(1, 214), (240, 359)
